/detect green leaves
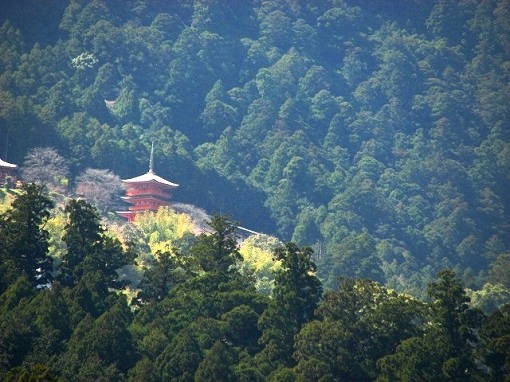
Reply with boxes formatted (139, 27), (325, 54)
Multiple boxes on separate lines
(296, 278), (424, 381)
(135, 249), (187, 305)
(257, 243), (322, 373)
(59, 199), (133, 297)
(0, 184), (53, 290)
(377, 270), (486, 381)
(57, 298), (135, 381)
(195, 340), (237, 382)
(3, 0), (510, 296)
(0, 189), (507, 381)
(1, 0), (510, 379)
(156, 329), (203, 382)
(191, 215), (242, 275)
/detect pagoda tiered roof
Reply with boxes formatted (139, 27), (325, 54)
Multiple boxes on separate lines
(117, 143), (180, 222)
(0, 158), (17, 169)
(122, 170), (179, 188)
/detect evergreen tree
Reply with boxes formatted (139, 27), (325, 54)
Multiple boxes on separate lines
(427, 270), (486, 380)
(24, 284), (71, 366)
(134, 249), (186, 305)
(0, 183), (53, 291)
(156, 329), (203, 382)
(58, 199), (131, 289)
(480, 302), (510, 381)
(3, 363), (63, 382)
(0, 276), (37, 379)
(190, 214), (242, 275)
(293, 278), (424, 381)
(377, 270), (487, 381)
(127, 357), (158, 382)
(58, 298), (135, 381)
(195, 340), (237, 382)
(1, 1), (510, 380)
(58, 199), (103, 287)
(256, 242), (322, 376)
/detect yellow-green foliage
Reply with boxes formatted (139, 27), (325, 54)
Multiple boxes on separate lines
(2, 190), (68, 266)
(46, 208), (67, 263)
(0, 194), (10, 214)
(466, 282), (510, 314)
(0, 188), (20, 213)
(133, 207), (195, 254)
(240, 234), (283, 294)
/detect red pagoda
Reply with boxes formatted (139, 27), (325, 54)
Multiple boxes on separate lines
(0, 158), (17, 185)
(117, 144), (179, 222)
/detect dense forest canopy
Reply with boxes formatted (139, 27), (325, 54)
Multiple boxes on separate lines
(1, 1), (510, 380)
(0, 0), (509, 298)
(0, 186), (509, 381)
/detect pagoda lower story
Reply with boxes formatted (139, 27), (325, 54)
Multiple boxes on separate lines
(117, 143), (179, 222)
(117, 171), (179, 222)
(117, 194), (173, 222)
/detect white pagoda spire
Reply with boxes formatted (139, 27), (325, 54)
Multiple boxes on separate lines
(149, 141), (155, 173)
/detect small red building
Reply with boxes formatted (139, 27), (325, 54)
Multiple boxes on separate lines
(0, 158), (17, 185)
(117, 145), (179, 222)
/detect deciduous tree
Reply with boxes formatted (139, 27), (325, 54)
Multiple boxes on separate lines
(21, 147), (69, 194)
(74, 168), (124, 213)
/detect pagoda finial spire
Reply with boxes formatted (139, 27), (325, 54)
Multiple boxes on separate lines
(149, 141), (155, 173)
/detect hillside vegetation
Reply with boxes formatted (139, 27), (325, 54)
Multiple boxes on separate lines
(1, 186), (509, 381)
(1, 0), (509, 295)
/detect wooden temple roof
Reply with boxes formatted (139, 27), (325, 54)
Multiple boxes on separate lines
(0, 158), (17, 169)
(122, 170), (179, 188)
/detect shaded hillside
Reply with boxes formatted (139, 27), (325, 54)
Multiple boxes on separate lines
(0, 0), (509, 294)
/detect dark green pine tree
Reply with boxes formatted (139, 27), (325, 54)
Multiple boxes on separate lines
(292, 278), (425, 381)
(189, 214), (242, 276)
(134, 249), (186, 306)
(156, 329), (203, 382)
(377, 270), (487, 381)
(155, 215), (249, 327)
(0, 275), (37, 378)
(127, 357), (158, 382)
(58, 199), (131, 289)
(427, 270), (486, 380)
(58, 297), (135, 381)
(58, 199), (103, 286)
(25, 283), (71, 365)
(194, 340), (237, 382)
(480, 302), (510, 381)
(256, 242), (322, 376)
(0, 183), (54, 291)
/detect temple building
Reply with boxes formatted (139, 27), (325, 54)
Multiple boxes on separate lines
(117, 144), (179, 222)
(0, 158), (17, 185)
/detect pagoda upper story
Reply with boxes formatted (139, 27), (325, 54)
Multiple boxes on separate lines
(117, 144), (179, 222)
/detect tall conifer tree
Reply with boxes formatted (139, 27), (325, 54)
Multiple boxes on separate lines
(256, 243), (322, 376)
(0, 184), (53, 290)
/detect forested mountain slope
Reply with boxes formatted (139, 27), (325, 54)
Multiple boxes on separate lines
(1, 186), (510, 381)
(1, 0), (509, 294)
